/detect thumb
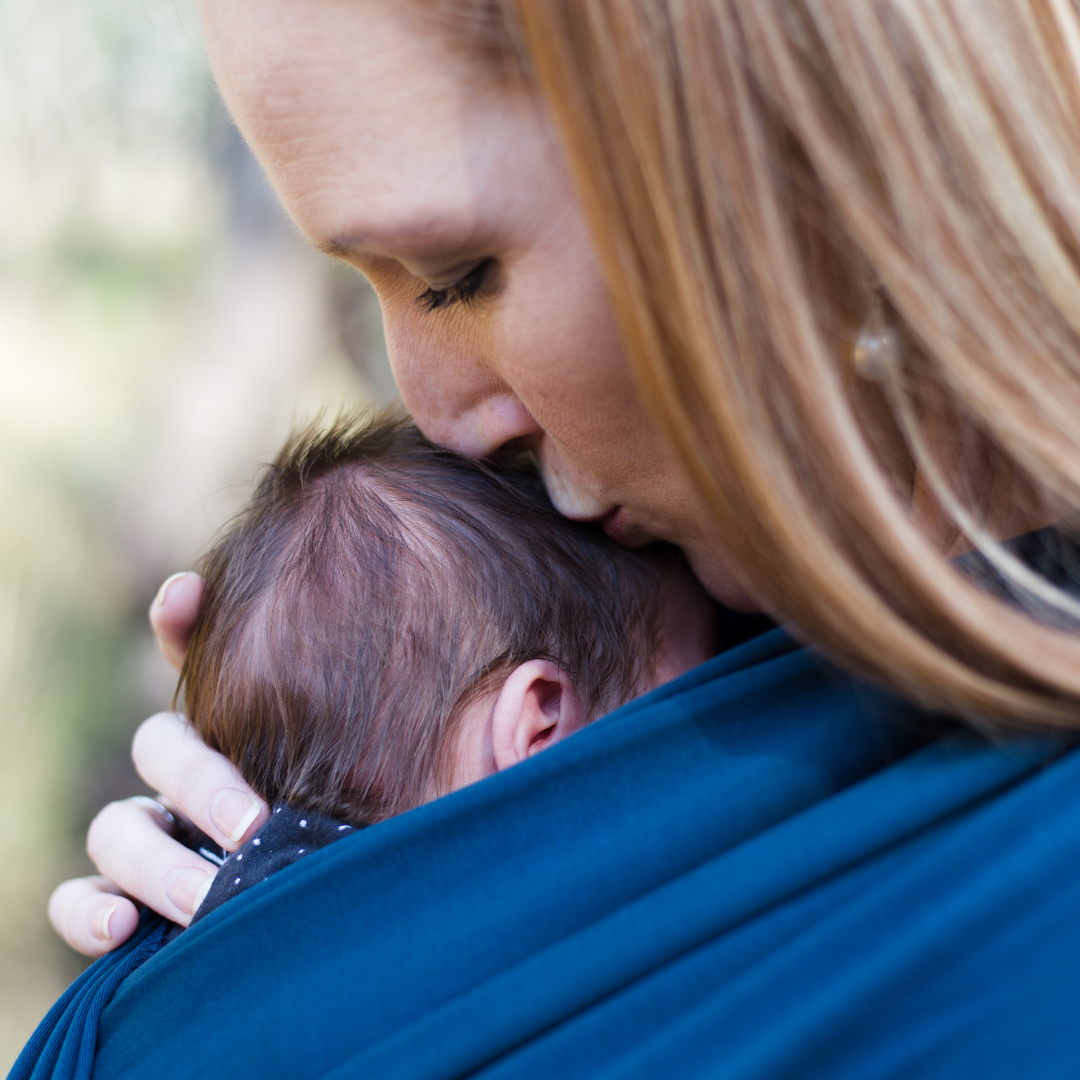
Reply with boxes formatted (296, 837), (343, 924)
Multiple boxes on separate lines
(149, 572), (204, 673)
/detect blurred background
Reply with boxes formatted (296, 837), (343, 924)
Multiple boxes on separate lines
(0, 0), (393, 1066)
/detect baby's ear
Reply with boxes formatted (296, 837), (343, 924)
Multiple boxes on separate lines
(490, 659), (588, 773)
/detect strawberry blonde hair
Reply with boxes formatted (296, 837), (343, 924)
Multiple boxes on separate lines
(427, 0), (1080, 728)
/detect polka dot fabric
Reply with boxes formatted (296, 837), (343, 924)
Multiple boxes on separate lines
(189, 806), (359, 929)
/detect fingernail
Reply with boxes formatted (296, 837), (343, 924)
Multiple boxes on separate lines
(192, 876), (213, 915)
(92, 904), (118, 942)
(155, 571), (190, 609)
(166, 868), (215, 916)
(210, 789), (262, 844)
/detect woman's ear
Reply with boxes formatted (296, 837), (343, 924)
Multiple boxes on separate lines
(490, 659), (588, 773)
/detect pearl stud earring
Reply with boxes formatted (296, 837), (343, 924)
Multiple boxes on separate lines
(853, 285), (902, 382)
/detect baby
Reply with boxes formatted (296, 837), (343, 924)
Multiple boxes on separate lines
(177, 411), (717, 921)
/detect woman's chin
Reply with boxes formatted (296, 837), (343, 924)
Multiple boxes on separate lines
(685, 545), (764, 612)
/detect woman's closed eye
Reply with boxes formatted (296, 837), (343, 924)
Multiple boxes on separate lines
(415, 258), (497, 312)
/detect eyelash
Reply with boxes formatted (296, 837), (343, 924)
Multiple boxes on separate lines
(415, 259), (496, 312)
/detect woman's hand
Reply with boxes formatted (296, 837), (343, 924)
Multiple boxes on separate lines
(48, 573), (270, 957)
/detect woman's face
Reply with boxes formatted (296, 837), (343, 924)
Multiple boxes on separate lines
(201, 0), (757, 608)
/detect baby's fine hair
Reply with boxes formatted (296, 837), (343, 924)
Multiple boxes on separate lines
(179, 411), (667, 825)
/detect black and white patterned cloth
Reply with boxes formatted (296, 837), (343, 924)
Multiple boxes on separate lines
(162, 805), (360, 944)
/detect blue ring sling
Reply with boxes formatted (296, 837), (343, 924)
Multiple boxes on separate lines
(12, 626), (1080, 1079)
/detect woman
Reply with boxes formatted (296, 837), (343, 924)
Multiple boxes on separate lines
(40, 0), (1080, 1073)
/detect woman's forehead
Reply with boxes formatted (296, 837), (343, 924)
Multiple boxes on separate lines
(205, 0), (466, 145)
(202, 0), (533, 253)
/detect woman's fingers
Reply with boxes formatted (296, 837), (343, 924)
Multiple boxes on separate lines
(86, 797), (219, 928)
(132, 712), (269, 851)
(149, 571), (204, 672)
(48, 876), (142, 958)
(55, 715), (266, 955)
(51, 578), (260, 957)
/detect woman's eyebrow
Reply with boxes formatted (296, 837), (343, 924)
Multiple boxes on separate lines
(320, 235), (368, 260)
(319, 218), (497, 263)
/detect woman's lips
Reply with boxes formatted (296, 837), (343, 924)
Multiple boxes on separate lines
(564, 506), (640, 547)
(601, 507), (630, 546)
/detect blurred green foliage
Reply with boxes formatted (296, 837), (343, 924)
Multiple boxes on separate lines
(0, 229), (211, 1069)
(0, 2), (378, 1067)
(52, 235), (206, 306)
(0, 0), (218, 1064)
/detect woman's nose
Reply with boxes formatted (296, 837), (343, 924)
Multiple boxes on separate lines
(416, 392), (543, 462)
(385, 321), (542, 461)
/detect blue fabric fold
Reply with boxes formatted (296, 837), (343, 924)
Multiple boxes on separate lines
(13, 627), (1080, 1078)
(8, 911), (166, 1080)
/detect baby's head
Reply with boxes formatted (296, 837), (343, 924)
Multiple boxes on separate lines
(180, 412), (716, 825)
